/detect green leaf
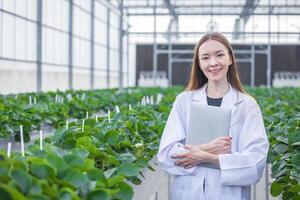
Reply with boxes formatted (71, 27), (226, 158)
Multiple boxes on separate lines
(0, 184), (26, 200)
(291, 153), (300, 166)
(0, 162), (10, 181)
(288, 185), (300, 193)
(291, 141), (300, 146)
(10, 168), (32, 194)
(76, 136), (93, 148)
(59, 188), (81, 200)
(28, 178), (43, 195)
(60, 168), (88, 188)
(87, 189), (110, 200)
(117, 163), (139, 177)
(113, 182), (133, 200)
(104, 168), (117, 178)
(63, 138), (77, 149)
(116, 153), (136, 163)
(76, 136), (98, 155)
(108, 175), (126, 187)
(273, 143), (288, 155)
(72, 148), (89, 159)
(275, 136), (289, 145)
(81, 159), (95, 171)
(63, 154), (84, 167)
(30, 163), (56, 180)
(51, 127), (68, 145)
(87, 169), (107, 183)
(46, 153), (68, 173)
(270, 182), (286, 197)
(288, 130), (300, 145)
(0, 186), (13, 200)
(105, 131), (119, 145)
(135, 158), (148, 168)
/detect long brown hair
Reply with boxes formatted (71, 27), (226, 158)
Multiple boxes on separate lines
(185, 32), (245, 93)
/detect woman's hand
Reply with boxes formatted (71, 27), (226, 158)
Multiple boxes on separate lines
(198, 136), (232, 155)
(171, 145), (212, 169)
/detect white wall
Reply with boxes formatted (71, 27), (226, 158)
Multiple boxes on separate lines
(0, 0), (130, 94)
(0, 60), (36, 94)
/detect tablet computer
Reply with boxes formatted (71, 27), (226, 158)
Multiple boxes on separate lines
(186, 103), (232, 145)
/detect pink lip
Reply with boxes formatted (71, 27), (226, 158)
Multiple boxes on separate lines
(209, 68), (222, 72)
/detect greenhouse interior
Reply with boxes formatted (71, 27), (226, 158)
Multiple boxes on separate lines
(0, 0), (299, 199)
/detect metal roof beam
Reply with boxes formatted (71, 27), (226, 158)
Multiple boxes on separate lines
(124, 4), (300, 9)
(127, 11), (300, 16)
(242, 0), (259, 22)
(234, 0), (260, 39)
(163, 0), (177, 19)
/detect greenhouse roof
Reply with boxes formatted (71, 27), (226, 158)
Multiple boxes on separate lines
(123, 0), (300, 16)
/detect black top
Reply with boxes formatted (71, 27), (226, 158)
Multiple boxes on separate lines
(207, 96), (223, 107)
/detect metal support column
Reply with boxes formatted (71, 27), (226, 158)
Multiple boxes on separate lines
(266, 1), (271, 198)
(126, 15), (130, 87)
(119, 0), (124, 89)
(277, 15), (280, 43)
(37, 0), (43, 92)
(251, 44), (255, 87)
(68, 0), (73, 89)
(267, 0), (272, 88)
(167, 31), (172, 86)
(153, 0), (157, 86)
(251, 16), (255, 88)
(106, 4), (110, 88)
(90, 0), (95, 89)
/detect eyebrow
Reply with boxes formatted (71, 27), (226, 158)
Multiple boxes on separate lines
(200, 50), (225, 56)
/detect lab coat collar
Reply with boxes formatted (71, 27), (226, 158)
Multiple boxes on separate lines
(191, 83), (244, 107)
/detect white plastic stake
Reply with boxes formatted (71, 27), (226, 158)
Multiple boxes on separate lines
(141, 97), (145, 106)
(156, 93), (163, 104)
(33, 97), (37, 104)
(66, 120), (69, 129)
(108, 109), (111, 123)
(81, 93), (86, 101)
(86, 111), (89, 119)
(150, 95), (154, 105)
(82, 119), (85, 132)
(95, 114), (98, 122)
(129, 104), (132, 110)
(67, 94), (72, 101)
(39, 130), (43, 150)
(55, 94), (58, 103)
(115, 105), (120, 113)
(20, 125), (25, 157)
(7, 142), (11, 157)
(29, 96), (32, 105)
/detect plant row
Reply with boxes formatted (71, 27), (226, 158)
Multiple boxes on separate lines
(248, 87), (300, 199)
(0, 86), (299, 199)
(0, 87), (178, 142)
(0, 103), (170, 200)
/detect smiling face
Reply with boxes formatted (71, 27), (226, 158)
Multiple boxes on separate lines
(198, 39), (232, 83)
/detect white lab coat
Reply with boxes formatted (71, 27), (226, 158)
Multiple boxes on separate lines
(157, 84), (269, 200)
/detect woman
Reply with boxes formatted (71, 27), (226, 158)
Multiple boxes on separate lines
(157, 32), (269, 200)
